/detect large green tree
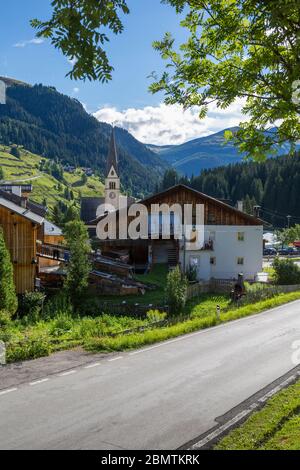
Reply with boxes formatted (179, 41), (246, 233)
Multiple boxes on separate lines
(0, 228), (18, 317)
(151, 0), (300, 160)
(276, 224), (300, 245)
(63, 220), (91, 313)
(31, 0), (129, 82)
(31, 0), (300, 159)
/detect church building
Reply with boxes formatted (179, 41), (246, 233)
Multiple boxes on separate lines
(80, 129), (134, 231)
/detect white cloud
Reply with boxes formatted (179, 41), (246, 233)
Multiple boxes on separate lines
(13, 38), (44, 48)
(73, 87), (80, 94)
(93, 100), (248, 145)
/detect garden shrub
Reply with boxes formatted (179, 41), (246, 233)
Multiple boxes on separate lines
(48, 313), (73, 337)
(273, 258), (300, 285)
(146, 309), (167, 323)
(0, 228), (18, 318)
(0, 310), (11, 326)
(18, 291), (46, 322)
(186, 264), (198, 283)
(43, 293), (73, 319)
(165, 266), (188, 315)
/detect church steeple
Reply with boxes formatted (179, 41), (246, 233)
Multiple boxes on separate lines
(106, 128), (118, 177)
(105, 128), (120, 210)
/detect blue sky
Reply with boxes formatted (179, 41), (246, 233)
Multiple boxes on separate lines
(0, 0), (244, 145)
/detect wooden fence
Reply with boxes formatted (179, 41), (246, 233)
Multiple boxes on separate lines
(101, 301), (169, 318)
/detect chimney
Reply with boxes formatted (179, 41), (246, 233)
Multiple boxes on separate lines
(11, 185), (22, 197)
(237, 201), (244, 212)
(20, 198), (27, 209)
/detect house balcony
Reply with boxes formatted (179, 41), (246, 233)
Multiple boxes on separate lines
(36, 242), (70, 262)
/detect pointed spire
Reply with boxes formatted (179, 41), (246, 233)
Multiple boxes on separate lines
(106, 127), (118, 177)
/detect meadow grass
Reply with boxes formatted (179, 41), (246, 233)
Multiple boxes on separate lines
(85, 291), (300, 354)
(215, 380), (300, 450)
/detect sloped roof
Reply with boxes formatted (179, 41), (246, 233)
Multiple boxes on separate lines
(0, 193), (45, 225)
(0, 189), (47, 215)
(140, 184), (263, 225)
(87, 184), (263, 226)
(44, 219), (63, 236)
(106, 128), (118, 176)
(80, 197), (105, 223)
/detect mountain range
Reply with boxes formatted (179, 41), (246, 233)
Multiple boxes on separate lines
(0, 77), (167, 198)
(148, 128), (297, 177)
(1, 77), (298, 194)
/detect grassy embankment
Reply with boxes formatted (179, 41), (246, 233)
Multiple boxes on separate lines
(2, 262), (300, 362)
(215, 380), (300, 450)
(85, 291), (300, 353)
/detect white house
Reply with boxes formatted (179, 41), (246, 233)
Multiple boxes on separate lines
(82, 135), (263, 281)
(182, 224), (263, 281)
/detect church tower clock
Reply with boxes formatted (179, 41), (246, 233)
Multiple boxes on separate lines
(105, 128), (120, 210)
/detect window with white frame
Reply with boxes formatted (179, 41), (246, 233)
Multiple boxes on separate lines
(237, 232), (245, 241)
(237, 257), (244, 265)
(210, 257), (216, 265)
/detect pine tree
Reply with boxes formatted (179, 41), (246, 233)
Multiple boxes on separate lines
(10, 145), (21, 159)
(0, 228), (18, 318)
(63, 220), (91, 313)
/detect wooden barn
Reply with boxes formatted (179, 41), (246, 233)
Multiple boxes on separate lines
(87, 184), (264, 281)
(0, 189), (46, 293)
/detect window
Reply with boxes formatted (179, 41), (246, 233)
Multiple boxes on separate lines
(207, 212), (216, 224)
(209, 231), (216, 241)
(210, 257), (216, 265)
(190, 256), (200, 267)
(237, 257), (244, 265)
(237, 232), (245, 241)
(109, 182), (116, 190)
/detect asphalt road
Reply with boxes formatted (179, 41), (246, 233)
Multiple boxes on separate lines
(0, 301), (300, 450)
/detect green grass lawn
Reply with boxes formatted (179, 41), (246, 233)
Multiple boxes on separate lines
(215, 380), (300, 450)
(0, 145), (104, 209)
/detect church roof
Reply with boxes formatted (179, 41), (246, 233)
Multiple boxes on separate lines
(80, 197), (105, 223)
(106, 128), (118, 176)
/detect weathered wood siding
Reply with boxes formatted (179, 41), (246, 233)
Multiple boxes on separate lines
(0, 205), (38, 293)
(142, 186), (261, 226)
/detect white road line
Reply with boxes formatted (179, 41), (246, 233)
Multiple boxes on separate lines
(0, 388), (18, 396)
(189, 372), (299, 450)
(29, 378), (49, 386)
(84, 362), (101, 369)
(129, 299), (300, 356)
(108, 356), (123, 362)
(190, 405), (259, 450)
(58, 370), (77, 377)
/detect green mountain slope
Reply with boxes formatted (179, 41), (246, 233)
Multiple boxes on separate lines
(0, 78), (167, 198)
(0, 144), (104, 211)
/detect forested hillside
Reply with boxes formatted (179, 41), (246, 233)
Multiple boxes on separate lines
(0, 79), (167, 197)
(159, 153), (300, 228)
(0, 144), (104, 226)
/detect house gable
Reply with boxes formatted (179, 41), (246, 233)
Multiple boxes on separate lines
(140, 185), (263, 226)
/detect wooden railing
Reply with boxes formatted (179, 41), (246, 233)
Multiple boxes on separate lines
(37, 243), (70, 262)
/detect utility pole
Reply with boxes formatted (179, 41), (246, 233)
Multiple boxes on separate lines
(287, 215), (291, 228)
